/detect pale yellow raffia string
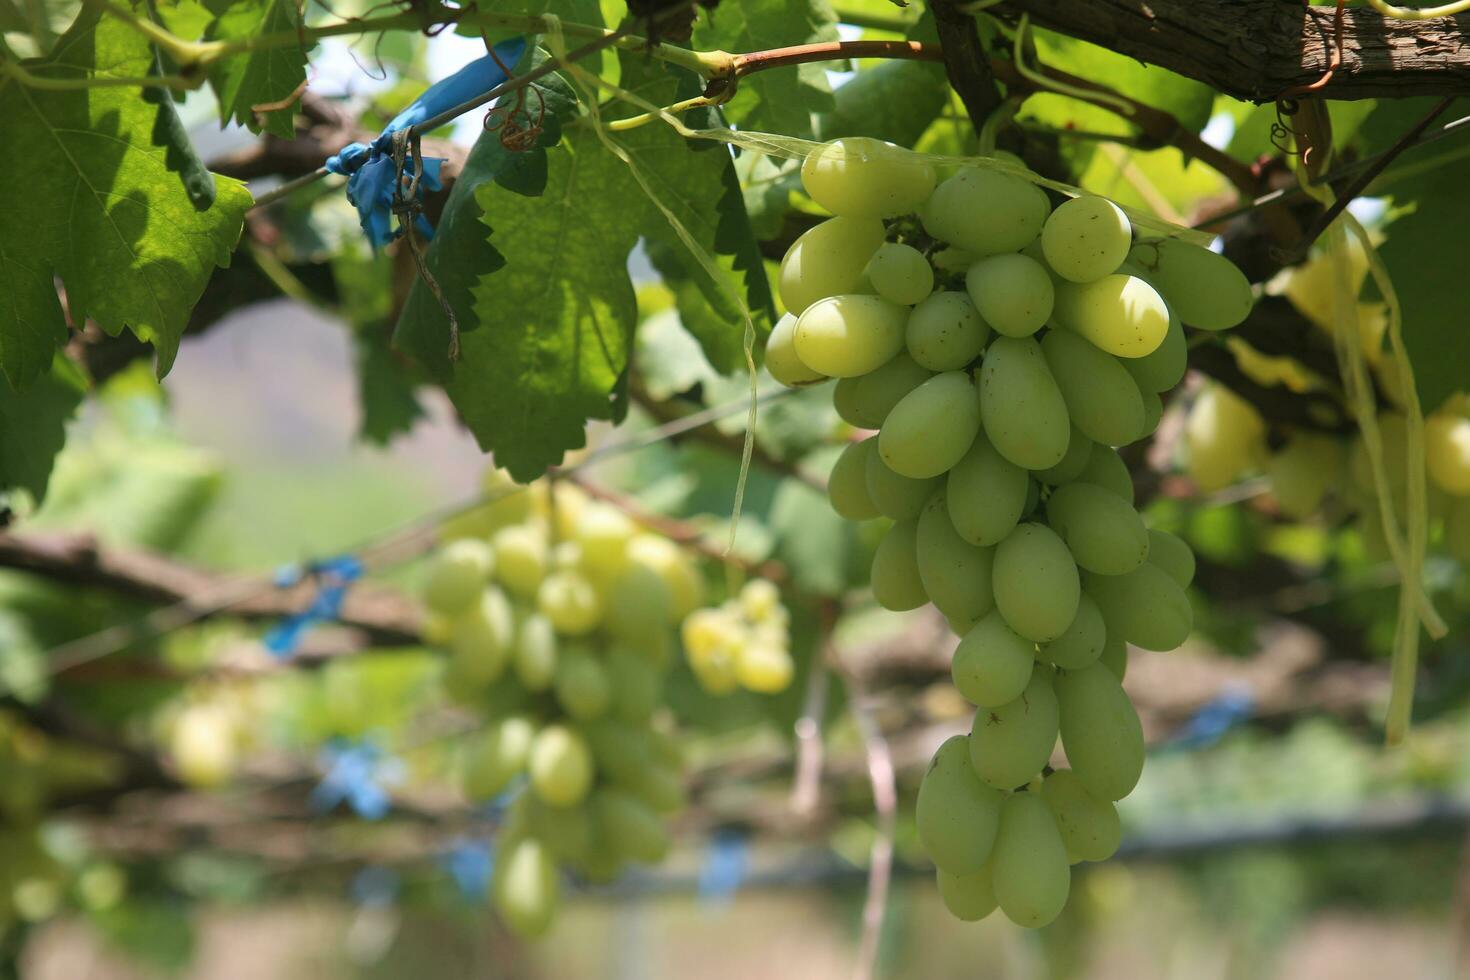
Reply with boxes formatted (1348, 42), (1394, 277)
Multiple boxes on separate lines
(556, 53), (761, 576)
(1306, 162), (1444, 743)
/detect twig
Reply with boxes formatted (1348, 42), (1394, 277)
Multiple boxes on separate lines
(1282, 95), (1455, 263)
(837, 655), (897, 980)
(790, 603), (837, 818)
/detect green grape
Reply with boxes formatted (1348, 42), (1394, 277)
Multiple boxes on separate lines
(462, 716), (536, 800)
(1128, 238), (1252, 331)
(871, 518), (928, 611)
(916, 735), (1003, 874)
(537, 569), (604, 636)
(736, 643), (794, 693)
(1052, 274), (1169, 358)
(991, 791), (1071, 928)
(1045, 482), (1150, 576)
(968, 670), (1060, 790)
(1072, 446), (1134, 503)
(879, 371), (982, 479)
(492, 524), (547, 598)
(625, 760), (685, 814)
(1146, 528), (1195, 588)
(952, 611), (1036, 707)
(1055, 664), (1144, 801)
(526, 797), (595, 864)
(450, 587), (515, 687)
(627, 534), (704, 621)
(1185, 383), (1266, 491)
(423, 538), (494, 615)
(740, 579), (782, 621)
(932, 246), (978, 273)
(513, 612), (558, 691)
(1036, 593), (1105, 669)
(1022, 478), (1041, 518)
(992, 523), (1080, 643)
(1427, 408), (1470, 495)
(1120, 311), (1186, 393)
(1268, 432), (1345, 519)
(1098, 633), (1127, 680)
(916, 490), (997, 626)
(834, 351), (933, 429)
(528, 724), (594, 808)
(493, 838), (559, 938)
(979, 337), (1072, 470)
(1033, 425), (1093, 485)
(1139, 389), (1162, 438)
(865, 443), (941, 520)
(794, 294), (909, 378)
(573, 502), (635, 579)
(604, 563), (672, 646)
(608, 647), (661, 724)
(947, 432), (1029, 546)
(1041, 769), (1121, 862)
(582, 717), (650, 787)
(965, 253), (1055, 338)
(920, 167), (1050, 256)
(1040, 195), (1131, 283)
(906, 291), (990, 371)
(766, 312), (826, 387)
(937, 865), (998, 922)
(592, 789), (670, 864)
(829, 439), (883, 520)
(552, 646), (611, 721)
(1040, 328), (1147, 447)
(779, 216), (887, 316)
(867, 242), (935, 305)
(170, 704), (237, 789)
(1085, 563), (1192, 652)
(801, 137), (937, 218)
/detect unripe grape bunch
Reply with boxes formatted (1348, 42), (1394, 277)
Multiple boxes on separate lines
(770, 137), (1253, 928)
(419, 471), (791, 935)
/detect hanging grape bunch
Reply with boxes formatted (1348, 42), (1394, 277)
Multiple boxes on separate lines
(419, 472), (792, 936)
(768, 138), (1253, 928)
(421, 475), (696, 936)
(680, 578), (795, 696)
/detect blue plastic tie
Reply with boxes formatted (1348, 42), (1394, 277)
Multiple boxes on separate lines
(325, 37), (528, 247)
(442, 838), (495, 900)
(263, 554), (365, 659)
(1169, 686), (1255, 751)
(351, 865), (402, 908)
(310, 737), (403, 820)
(696, 830), (749, 906)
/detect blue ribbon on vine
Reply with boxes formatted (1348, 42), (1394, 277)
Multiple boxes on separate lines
(696, 830), (750, 906)
(263, 554), (365, 658)
(326, 36), (529, 247)
(441, 838), (495, 900)
(310, 736), (404, 820)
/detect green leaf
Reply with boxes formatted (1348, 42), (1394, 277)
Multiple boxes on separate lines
(0, 7), (250, 385)
(820, 58), (950, 148)
(204, 0), (308, 137)
(1366, 98), (1470, 410)
(0, 355), (84, 502)
(357, 340), (424, 445)
(692, 0), (838, 140)
(642, 138), (775, 374)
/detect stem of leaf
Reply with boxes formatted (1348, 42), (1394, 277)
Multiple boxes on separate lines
(0, 57), (194, 90)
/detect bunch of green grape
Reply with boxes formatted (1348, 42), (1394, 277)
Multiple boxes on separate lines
(680, 578), (795, 695)
(768, 137), (1252, 927)
(421, 475), (704, 937)
(1212, 248), (1470, 560)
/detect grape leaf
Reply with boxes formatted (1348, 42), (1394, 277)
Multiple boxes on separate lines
(204, 0), (309, 138)
(0, 7), (250, 385)
(1363, 97), (1470, 410)
(0, 355), (84, 501)
(819, 58), (950, 149)
(692, 0), (837, 140)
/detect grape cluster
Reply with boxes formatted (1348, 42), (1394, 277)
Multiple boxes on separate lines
(768, 138), (1252, 927)
(1202, 244), (1470, 562)
(421, 474), (704, 937)
(680, 579), (795, 695)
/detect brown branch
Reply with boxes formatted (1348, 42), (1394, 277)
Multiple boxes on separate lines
(0, 531), (423, 662)
(929, 0), (1006, 133)
(992, 0), (1470, 101)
